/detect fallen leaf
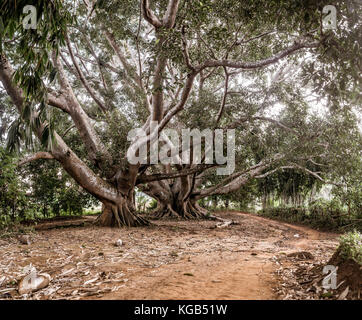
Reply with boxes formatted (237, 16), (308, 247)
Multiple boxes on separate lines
(338, 286), (349, 300)
(84, 277), (98, 286)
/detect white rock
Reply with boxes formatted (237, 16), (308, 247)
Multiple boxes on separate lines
(18, 270), (51, 295)
(293, 234), (300, 238)
(115, 239), (123, 246)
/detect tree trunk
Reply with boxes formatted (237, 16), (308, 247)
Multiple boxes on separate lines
(154, 198), (209, 220)
(96, 196), (149, 227)
(142, 174), (210, 220)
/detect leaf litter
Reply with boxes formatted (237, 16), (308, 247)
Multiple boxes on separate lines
(0, 212), (345, 300)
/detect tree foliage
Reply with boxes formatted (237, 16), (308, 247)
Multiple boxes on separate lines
(0, 0), (360, 226)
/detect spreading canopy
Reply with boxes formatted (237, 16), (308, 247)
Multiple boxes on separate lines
(0, 0), (360, 225)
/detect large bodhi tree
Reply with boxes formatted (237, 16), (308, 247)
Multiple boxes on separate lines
(0, 0), (360, 226)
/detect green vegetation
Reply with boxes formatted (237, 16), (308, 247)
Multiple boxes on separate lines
(0, 148), (28, 228)
(0, 1), (360, 228)
(337, 230), (362, 264)
(257, 158), (361, 232)
(259, 201), (362, 232)
(0, 147), (97, 230)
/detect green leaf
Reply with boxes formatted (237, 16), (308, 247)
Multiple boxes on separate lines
(48, 68), (57, 83)
(41, 125), (50, 146)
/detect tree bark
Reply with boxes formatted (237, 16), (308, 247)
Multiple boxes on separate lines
(0, 54), (148, 228)
(97, 196), (149, 227)
(153, 197), (209, 219)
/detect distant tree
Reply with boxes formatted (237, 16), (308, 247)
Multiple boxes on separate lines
(21, 159), (96, 217)
(0, 147), (28, 225)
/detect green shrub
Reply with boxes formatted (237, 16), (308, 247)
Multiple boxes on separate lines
(338, 230), (362, 264)
(0, 148), (34, 227)
(259, 202), (362, 232)
(0, 147), (97, 228)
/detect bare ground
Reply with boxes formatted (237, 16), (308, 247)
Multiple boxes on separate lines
(0, 211), (341, 300)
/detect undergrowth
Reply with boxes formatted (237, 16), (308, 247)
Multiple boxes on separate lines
(337, 230), (362, 264)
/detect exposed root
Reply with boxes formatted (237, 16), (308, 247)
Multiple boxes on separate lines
(153, 204), (180, 219)
(95, 200), (150, 227)
(150, 201), (238, 228)
(152, 201), (210, 220)
(207, 213), (239, 229)
(181, 201), (208, 219)
(214, 219), (239, 228)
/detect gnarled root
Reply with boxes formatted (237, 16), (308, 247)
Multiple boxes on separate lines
(207, 213), (239, 228)
(96, 200), (149, 227)
(153, 200), (209, 220)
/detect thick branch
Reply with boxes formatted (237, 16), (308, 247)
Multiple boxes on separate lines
(151, 56), (167, 122)
(158, 72), (197, 132)
(18, 152), (54, 166)
(194, 154), (284, 199)
(163, 0), (180, 28)
(52, 53), (110, 165)
(136, 164), (215, 184)
(142, 0), (162, 28)
(47, 92), (69, 113)
(195, 41), (320, 71)
(65, 33), (107, 112)
(0, 54), (118, 202)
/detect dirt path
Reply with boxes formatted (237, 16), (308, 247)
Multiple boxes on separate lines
(0, 212), (339, 300)
(101, 212), (337, 300)
(100, 248), (276, 300)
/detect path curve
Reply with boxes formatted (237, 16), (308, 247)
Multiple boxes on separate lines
(97, 212), (339, 300)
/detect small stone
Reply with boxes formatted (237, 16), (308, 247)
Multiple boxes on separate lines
(114, 239), (123, 247)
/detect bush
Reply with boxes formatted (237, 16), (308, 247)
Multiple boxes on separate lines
(0, 147), (97, 229)
(0, 148), (34, 227)
(23, 159), (96, 218)
(259, 202), (362, 232)
(338, 230), (362, 264)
